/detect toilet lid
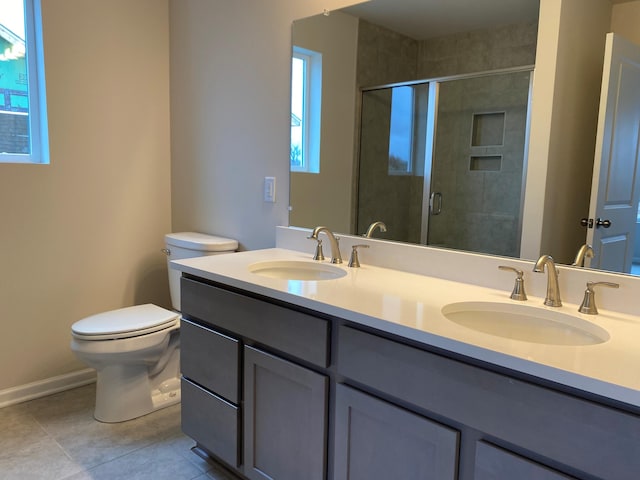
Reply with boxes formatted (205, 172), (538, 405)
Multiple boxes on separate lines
(71, 304), (180, 340)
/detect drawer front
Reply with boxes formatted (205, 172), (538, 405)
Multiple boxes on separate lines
(181, 318), (239, 403)
(181, 277), (329, 367)
(338, 325), (640, 480)
(181, 378), (239, 468)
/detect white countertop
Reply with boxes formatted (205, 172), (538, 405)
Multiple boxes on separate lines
(172, 248), (640, 409)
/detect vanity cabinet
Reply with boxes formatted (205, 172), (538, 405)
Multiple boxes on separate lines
(337, 324), (640, 480)
(333, 383), (458, 480)
(180, 276), (329, 479)
(180, 273), (640, 480)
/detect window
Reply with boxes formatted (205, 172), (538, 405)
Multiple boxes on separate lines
(0, 0), (48, 164)
(388, 86), (414, 175)
(290, 46), (321, 173)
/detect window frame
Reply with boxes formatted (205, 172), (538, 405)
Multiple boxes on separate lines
(0, 0), (49, 164)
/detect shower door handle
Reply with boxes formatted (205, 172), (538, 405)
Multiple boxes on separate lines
(430, 192), (442, 215)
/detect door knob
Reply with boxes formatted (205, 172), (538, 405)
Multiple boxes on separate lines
(580, 218), (611, 228)
(580, 218), (593, 228)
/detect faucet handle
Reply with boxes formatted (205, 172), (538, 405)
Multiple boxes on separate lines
(498, 266), (527, 301)
(348, 244), (369, 268)
(578, 281), (619, 315)
(307, 236), (325, 261)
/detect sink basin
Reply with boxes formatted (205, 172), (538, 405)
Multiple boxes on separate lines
(441, 301), (609, 346)
(248, 260), (347, 281)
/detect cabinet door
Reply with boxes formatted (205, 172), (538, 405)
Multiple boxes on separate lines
(474, 442), (574, 479)
(243, 346), (327, 480)
(334, 384), (458, 480)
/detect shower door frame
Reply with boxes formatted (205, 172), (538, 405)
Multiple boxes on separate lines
(419, 66), (535, 254)
(356, 65), (534, 251)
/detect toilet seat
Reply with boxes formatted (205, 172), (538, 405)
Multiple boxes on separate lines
(71, 304), (180, 341)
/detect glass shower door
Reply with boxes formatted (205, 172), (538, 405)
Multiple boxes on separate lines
(426, 71), (532, 257)
(356, 83), (430, 243)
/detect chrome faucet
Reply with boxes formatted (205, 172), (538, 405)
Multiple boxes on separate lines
(364, 221), (387, 238)
(572, 244), (594, 267)
(309, 226), (342, 264)
(533, 255), (562, 307)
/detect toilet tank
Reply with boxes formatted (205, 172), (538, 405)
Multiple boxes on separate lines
(164, 232), (238, 311)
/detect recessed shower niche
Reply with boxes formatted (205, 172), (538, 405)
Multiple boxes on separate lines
(469, 112), (506, 172)
(471, 112), (506, 147)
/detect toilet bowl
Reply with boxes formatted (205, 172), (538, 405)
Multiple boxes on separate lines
(70, 232), (237, 423)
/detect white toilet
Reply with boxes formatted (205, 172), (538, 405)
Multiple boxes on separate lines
(70, 232), (237, 423)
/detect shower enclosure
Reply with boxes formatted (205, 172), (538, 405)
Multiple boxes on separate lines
(356, 68), (533, 257)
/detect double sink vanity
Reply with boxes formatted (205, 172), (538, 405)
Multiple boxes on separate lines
(172, 227), (640, 480)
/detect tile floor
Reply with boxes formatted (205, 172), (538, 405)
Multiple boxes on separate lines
(0, 384), (238, 480)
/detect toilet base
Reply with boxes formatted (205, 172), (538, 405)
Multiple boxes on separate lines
(92, 340), (181, 423)
(94, 365), (181, 423)
(93, 365), (176, 422)
(150, 377), (181, 411)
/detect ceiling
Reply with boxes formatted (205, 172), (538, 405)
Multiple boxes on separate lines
(340, 0), (541, 40)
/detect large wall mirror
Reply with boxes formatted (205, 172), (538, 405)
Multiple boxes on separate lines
(289, 0), (640, 277)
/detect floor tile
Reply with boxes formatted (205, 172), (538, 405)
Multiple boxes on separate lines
(0, 384), (239, 480)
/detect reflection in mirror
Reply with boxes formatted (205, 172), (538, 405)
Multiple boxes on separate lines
(357, 69), (532, 258)
(288, 0), (640, 276)
(290, 4), (537, 253)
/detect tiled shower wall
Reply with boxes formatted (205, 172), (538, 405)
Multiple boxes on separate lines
(427, 72), (531, 257)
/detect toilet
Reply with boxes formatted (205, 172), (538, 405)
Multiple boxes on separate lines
(70, 232), (237, 423)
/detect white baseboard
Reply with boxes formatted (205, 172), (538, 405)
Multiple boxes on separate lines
(0, 368), (96, 409)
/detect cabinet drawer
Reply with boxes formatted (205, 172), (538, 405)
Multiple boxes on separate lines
(181, 318), (239, 403)
(474, 441), (573, 480)
(181, 378), (238, 468)
(338, 325), (640, 480)
(181, 277), (329, 367)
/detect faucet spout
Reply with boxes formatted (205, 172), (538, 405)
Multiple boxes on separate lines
(572, 243), (594, 267)
(309, 226), (342, 264)
(364, 221), (387, 238)
(533, 255), (562, 307)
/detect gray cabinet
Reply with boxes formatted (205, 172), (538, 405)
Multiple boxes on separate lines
(243, 346), (328, 480)
(337, 324), (640, 480)
(180, 275), (640, 480)
(180, 319), (240, 468)
(180, 378), (239, 468)
(180, 318), (238, 403)
(474, 442), (574, 480)
(180, 277), (330, 480)
(181, 277), (329, 367)
(333, 384), (458, 480)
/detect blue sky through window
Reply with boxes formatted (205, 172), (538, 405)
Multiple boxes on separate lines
(388, 86), (414, 174)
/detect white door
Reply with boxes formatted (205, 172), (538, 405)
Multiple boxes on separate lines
(586, 33), (640, 273)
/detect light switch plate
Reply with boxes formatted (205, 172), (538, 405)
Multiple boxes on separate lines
(264, 176), (276, 202)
